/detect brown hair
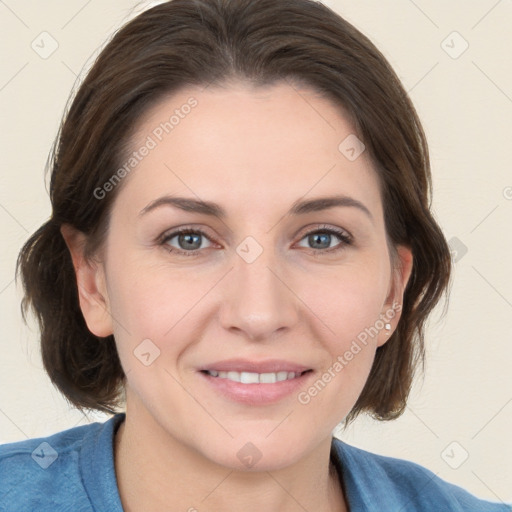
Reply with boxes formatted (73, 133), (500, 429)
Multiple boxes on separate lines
(16, 0), (451, 423)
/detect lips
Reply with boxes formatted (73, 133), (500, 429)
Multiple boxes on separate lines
(198, 359), (314, 404)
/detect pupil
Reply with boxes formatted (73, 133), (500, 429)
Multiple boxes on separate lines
(311, 233), (330, 249)
(181, 233), (200, 250)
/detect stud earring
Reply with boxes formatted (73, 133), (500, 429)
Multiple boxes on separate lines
(385, 323), (391, 335)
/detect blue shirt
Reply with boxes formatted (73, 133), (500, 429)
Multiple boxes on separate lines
(0, 413), (509, 511)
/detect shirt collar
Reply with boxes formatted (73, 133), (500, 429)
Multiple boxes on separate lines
(330, 436), (464, 511)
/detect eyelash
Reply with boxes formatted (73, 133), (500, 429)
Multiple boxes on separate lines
(159, 224), (353, 258)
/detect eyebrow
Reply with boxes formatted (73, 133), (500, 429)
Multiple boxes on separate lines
(139, 194), (373, 221)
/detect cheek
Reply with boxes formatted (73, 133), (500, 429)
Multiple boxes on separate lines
(107, 259), (201, 333)
(105, 260), (218, 377)
(295, 280), (383, 423)
(295, 262), (388, 401)
(301, 262), (388, 342)
(105, 268), (200, 405)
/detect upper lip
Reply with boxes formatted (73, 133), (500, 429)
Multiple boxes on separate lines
(200, 359), (312, 374)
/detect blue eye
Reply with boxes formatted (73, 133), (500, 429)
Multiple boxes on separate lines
(161, 228), (213, 256)
(159, 224), (352, 257)
(296, 226), (352, 254)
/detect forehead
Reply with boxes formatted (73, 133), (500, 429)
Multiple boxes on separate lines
(113, 81), (383, 222)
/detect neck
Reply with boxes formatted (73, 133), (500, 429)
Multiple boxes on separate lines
(114, 407), (346, 512)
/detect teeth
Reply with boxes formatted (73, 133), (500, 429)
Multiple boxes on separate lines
(260, 372), (276, 384)
(240, 371), (259, 384)
(227, 371), (239, 381)
(206, 370), (301, 383)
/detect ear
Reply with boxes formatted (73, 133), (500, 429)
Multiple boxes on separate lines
(60, 224), (114, 338)
(377, 244), (414, 347)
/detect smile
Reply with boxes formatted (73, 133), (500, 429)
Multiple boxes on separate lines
(204, 370), (309, 383)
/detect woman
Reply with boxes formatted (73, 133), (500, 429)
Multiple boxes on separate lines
(1, 0), (509, 510)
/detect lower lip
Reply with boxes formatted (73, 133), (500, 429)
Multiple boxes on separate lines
(199, 371), (314, 405)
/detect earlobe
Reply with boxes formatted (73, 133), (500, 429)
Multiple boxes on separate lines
(60, 224), (114, 338)
(378, 244), (414, 347)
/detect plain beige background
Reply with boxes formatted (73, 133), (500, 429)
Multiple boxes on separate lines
(1, 0), (511, 504)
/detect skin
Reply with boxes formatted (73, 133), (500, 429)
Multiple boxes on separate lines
(62, 80), (413, 512)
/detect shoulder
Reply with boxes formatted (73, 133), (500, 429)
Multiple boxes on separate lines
(331, 438), (511, 512)
(0, 414), (124, 512)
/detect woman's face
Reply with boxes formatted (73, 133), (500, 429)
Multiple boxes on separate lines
(87, 81), (412, 470)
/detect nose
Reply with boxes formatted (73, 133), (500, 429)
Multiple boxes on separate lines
(218, 243), (299, 342)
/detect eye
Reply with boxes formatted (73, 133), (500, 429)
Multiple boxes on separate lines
(296, 225), (353, 254)
(160, 227), (214, 257)
(159, 224), (353, 258)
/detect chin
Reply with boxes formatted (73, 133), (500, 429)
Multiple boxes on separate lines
(199, 429), (319, 473)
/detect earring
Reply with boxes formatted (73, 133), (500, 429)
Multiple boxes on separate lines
(384, 323), (391, 335)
